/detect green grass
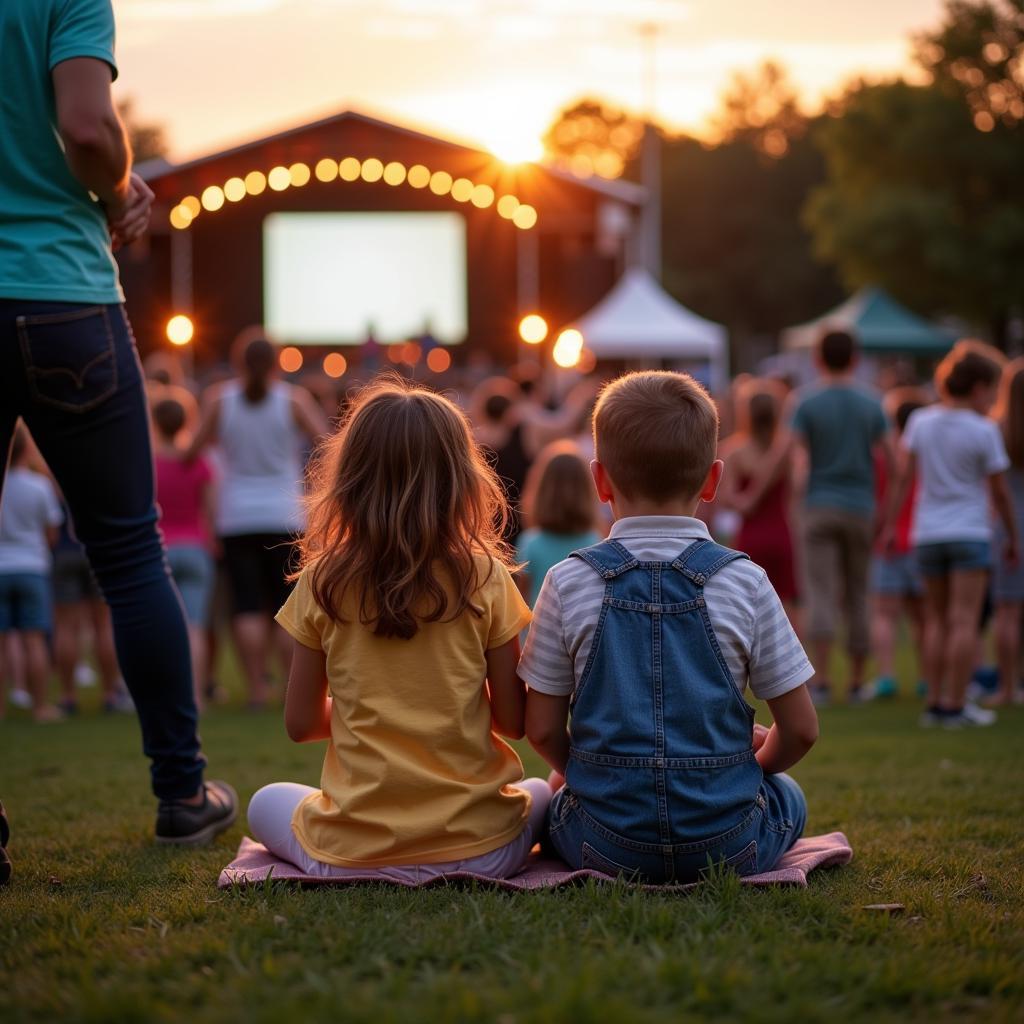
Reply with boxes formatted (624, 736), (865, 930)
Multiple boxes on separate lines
(2, 680), (1023, 1023)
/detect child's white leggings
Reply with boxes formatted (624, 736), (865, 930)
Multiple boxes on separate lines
(247, 778), (552, 881)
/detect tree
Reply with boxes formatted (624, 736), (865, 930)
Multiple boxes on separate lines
(542, 98), (645, 180)
(117, 97), (168, 164)
(712, 60), (807, 158)
(805, 1), (1024, 342)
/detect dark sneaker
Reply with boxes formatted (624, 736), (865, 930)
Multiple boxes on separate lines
(0, 801), (10, 886)
(155, 780), (238, 846)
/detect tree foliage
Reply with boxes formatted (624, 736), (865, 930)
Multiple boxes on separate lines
(542, 98), (644, 180)
(117, 97), (168, 164)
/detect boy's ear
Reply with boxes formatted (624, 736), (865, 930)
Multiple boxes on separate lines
(699, 459), (725, 504)
(591, 460), (615, 504)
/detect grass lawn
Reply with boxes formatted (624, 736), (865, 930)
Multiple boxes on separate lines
(2, 679), (1023, 1023)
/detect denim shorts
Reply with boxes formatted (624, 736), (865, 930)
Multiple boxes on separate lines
(0, 572), (53, 632)
(915, 540), (992, 578)
(165, 544), (215, 625)
(870, 552), (923, 596)
(545, 773), (807, 885)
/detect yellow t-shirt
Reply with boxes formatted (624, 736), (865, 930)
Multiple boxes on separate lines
(275, 555), (533, 867)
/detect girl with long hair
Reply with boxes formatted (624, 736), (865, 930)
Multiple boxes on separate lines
(247, 379), (550, 880)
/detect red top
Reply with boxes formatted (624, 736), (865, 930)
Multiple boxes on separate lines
(874, 450), (915, 554)
(155, 454), (213, 548)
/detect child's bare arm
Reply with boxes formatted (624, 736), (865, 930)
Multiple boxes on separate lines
(283, 640), (332, 743)
(486, 638), (526, 739)
(525, 689), (571, 775)
(756, 684), (818, 774)
(881, 450), (916, 549)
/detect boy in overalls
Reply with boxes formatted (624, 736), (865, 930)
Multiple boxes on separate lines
(520, 371), (819, 883)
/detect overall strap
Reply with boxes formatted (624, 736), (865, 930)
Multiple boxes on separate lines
(670, 538), (748, 586)
(569, 539), (639, 579)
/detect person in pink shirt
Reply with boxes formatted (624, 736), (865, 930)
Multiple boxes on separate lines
(152, 391), (216, 710)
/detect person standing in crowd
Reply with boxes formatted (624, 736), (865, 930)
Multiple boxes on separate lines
(868, 389), (927, 699)
(790, 330), (890, 705)
(516, 442), (601, 607)
(472, 378), (531, 541)
(988, 358), (1024, 706)
(718, 379), (799, 621)
(886, 342), (1018, 728)
(0, 429), (63, 723)
(0, 0), (237, 861)
(153, 391), (217, 712)
(188, 333), (328, 708)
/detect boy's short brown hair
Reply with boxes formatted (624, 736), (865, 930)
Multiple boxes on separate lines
(593, 371), (719, 502)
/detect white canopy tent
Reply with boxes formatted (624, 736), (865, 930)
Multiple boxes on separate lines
(571, 267), (729, 391)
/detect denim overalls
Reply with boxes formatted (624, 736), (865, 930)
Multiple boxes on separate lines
(546, 537), (807, 883)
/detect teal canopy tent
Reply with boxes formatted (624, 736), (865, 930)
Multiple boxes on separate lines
(781, 287), (956, 354)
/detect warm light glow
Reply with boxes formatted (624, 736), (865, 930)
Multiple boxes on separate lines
(429, 170), (453, 196)
(518, 314), (548, 345)
(224, 177), (246, 202)
(407, 164), (430, 189)
(289, 162), (311, 187)
(339, 157), (361, 181)
(426, 347), (451, 373)
(386, 344), (405, 365)
(578, 348), (597, 374)
(383, 161), (407, 186)
(200, 185), (224, 212)
(315, 158), (338, 182)
(169, 205), (193, 230)
(268, 166), (291, 191)
(450, 177), (474, 203)
(166, 314), (194, 346)
(485, 131), (544, 165)
(553, 328), (584, 369)
(323, 352), (347, 378)
(470, 184), (494, 208)
(402, 341), (422, 366)
(181, 195), (201, 218)
(279, 346), (303, 373)
(496, 194), (520, 219)
(244, 171), (267, 196)
(512, 204), (537, 230)
(361, 158), (384, 183)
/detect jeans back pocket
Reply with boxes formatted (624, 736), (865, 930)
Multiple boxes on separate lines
(17, 305), (118, 413)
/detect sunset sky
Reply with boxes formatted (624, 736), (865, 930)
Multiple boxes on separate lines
(114, 0), (948, 163)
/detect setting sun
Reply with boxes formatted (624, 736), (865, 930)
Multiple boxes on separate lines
(482, 128), (544, 165)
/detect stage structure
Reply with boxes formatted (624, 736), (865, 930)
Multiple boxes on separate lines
(122, 110), (644, 371)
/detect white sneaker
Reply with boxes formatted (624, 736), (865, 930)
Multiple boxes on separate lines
(7, 688), (32, 710)
(958, 702), (997, 727)
(74, 662), (97, 688)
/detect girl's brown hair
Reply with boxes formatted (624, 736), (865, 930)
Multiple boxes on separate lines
(522, 441), (597, 535)
(734, 377), (786, 449)
(995, 358), (1024, 469)
(934, 339), (1005, 399)
(297, 378), (512, 639)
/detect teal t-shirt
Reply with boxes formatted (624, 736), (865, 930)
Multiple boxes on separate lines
(516, 528), (601, 607)
(0, 0), (123, 303)
(791, 382), (888, 515)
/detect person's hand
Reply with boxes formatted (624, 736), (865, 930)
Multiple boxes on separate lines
(752, 723), (770, 752)
(108, 173), (154, 250)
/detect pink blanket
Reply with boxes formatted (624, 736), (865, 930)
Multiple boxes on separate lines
(218, 831), (852, 892)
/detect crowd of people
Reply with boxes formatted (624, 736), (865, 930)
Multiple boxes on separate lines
(4, 328), (1023, 733)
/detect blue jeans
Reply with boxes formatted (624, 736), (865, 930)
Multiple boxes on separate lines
(1, 300), (205, 799)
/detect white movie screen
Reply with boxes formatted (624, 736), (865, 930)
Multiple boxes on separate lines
(263, 212), (468, 345)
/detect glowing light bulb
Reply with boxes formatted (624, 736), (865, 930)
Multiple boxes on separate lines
(512, 204), (537, 230)
(279, 346), (303, 373)
(323, 352), (347, 378)
(181, 195), (201, 217)
(426, 347), (451, 373)
(289, 162), (311, 187)
(224, 177), (246, 202)
(166, 315), (194, 346)
(268, 166), (290, 191)
(470, 184), (494, 208)
(518, 314), (548, 345)
(169, 205), (193, 230)
(339, 157), (361, 181)
(552, 329), (584, 369)
(200, 185), (224, 211)
(244, 171), (267, 195)
(496, 194), (519, 219)
(361, 158), (384, 183)
(429, 170), (453, 196)
(315, 158), (338, 182)
(407, 164), (430, 189)
(383, 161), (407, 186)
(451, 178), (474, 202)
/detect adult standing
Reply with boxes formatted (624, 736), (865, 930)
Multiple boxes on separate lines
(790, 330), (890, 704)
(189, 333), (328, 707)
(0, 0), (237, 873)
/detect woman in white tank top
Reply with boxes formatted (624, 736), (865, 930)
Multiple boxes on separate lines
(189, 333), (328, 707)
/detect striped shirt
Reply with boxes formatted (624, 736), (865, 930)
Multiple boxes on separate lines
(518, 516), (813, 702)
